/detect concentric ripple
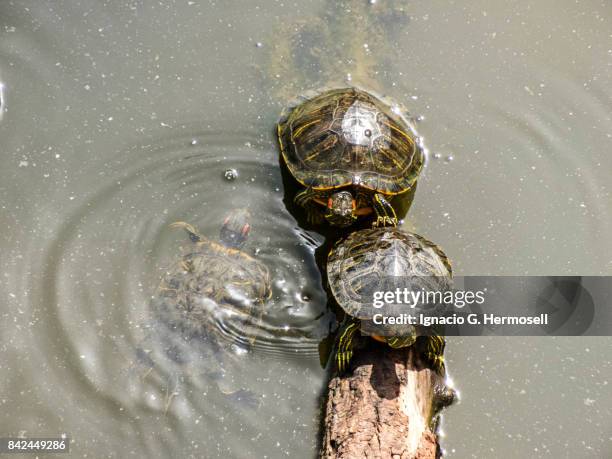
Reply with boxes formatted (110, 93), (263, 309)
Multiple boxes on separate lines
(18, 128), (332, 418)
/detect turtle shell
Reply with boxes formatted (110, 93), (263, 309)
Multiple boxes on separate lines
(278, 88), (424, 194)
(327, 227), (452, 319)
(154, 239), (271, 339)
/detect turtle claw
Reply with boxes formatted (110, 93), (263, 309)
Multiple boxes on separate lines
(372, 193), (399, 228)
(373, 216), (398, 228)
(336, 347), (353, 373)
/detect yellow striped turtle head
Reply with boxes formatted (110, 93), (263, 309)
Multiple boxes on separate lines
(324, 191), (358, 227)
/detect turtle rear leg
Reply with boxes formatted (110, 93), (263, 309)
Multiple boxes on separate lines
(294, 187), (325, 225)
(372, 193), (398, 228)
(419, 335), (446, 376)
(335, 319), (360, 373)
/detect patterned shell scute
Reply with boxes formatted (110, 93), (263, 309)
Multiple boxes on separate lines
(278, 88), (424, 194)
(327, 227), (452, 318)
(153, 240), (271, 338)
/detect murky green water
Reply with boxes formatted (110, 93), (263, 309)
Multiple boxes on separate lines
(0, 1), (610, 458)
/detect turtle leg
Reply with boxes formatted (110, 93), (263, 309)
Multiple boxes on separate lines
(294, 187), (325, 225)
(170, 221), (203, 243)
(372, 193), (398, 228)
(386, 334), (417, 349)
(294, 187), (320, 207)
(420, 335), (446, 376)
(335, 318), (360, 373)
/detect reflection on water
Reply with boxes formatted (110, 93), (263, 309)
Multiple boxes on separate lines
(0, 0), (611, 458)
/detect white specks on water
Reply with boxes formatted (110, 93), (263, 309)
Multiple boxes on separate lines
(190, 139), (198, 146)
(255, 42), (263, 48)
(0, 82), (5, 120)
(584, 398), (595, 406)
(445, 155), (454, 162)
(18, 160), (29, 168)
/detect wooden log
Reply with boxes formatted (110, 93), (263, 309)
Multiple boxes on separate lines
(320, 343), (447, 459)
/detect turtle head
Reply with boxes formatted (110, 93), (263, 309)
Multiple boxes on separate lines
(325, 191), (357, 227)
(220, 208), (251, 249)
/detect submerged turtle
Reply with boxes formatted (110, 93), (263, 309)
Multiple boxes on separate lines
(326, 227), (452, 374)
(154, 208), (271, 341)
(277, 87), (424, 228)
(143, 209), (271, 408)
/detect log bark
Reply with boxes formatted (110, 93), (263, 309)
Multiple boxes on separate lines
(320, 343), (442, 459)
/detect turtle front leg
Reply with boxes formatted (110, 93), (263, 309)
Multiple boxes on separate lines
(372, 193), (398, 228)
(335, 319), (360, 373)
(294, 187), (325, 225)
(170, 221), (203, 243)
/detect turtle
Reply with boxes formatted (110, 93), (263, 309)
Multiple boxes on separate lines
(277, 87), (424, 228)
(141, 209), (272, 409)
(153, 208), (271, 340)
(326, 226), (453, 375)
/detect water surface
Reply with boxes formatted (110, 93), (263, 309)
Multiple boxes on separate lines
(0, 1), (611, 457)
